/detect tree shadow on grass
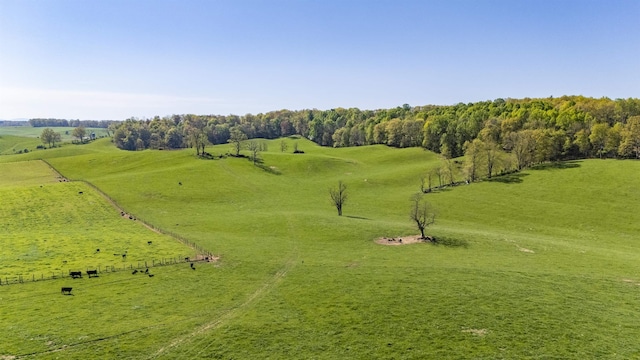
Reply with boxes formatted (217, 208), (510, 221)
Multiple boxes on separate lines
(250, 158), (281, 175)
(530, 160), (581, 171)
(345, 215), (371, 220)
(434, 236), (469, 248)
(487, 172), (529, 184)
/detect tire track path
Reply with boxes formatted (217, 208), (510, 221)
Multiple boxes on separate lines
(148, 257), (297, 359)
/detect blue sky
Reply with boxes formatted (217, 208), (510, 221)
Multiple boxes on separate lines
(1, 0), (638, 120)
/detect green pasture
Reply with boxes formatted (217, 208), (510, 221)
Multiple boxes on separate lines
(0, 134), (42, 155)
(0, 126), (109, 140)
(1, 138), (640, 359)
(0, 161), (194, 281)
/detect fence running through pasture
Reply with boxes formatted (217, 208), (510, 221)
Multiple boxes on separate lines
(0, 254), (215, 286)
(0, 161), (217, 286)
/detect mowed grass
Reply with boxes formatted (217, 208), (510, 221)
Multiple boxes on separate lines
(1, 138), (640, 359)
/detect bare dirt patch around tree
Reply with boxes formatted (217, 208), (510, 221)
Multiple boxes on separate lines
(375, 235), (435, 246)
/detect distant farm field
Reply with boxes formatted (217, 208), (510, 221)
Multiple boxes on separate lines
(1, 138), (640, 359)
(0, 126), (109, 140)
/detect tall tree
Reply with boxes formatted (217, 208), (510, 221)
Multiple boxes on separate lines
(228, 127), (247, 156)
(329, 181), (348, 216)
(589, 123), (610, 158)
(483, 140), (499, 178)
(409, 194), (436, 239)
(72, 126), (86, 143)
(40, 128), (61, 148)
(618, 116), (640, 158)
(463, 138), (483, 182)
(247, 140), (261, 164)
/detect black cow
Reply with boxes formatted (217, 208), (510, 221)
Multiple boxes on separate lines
(87, 270), (98, 278)
(70, 271), (82, 279)
(61, 287), (73, 295)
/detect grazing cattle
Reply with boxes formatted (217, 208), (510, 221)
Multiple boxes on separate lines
(70, 271), (82, 279)
(190, 263), (195, 270)
(399, 239), (403, 243)
(147, 241), (152, 245)
(87, 270), (98, 278)
(61, 287), (73, 295)
(178, 182), (182, 186)
(132, 269), (138, 275)
(185, 257), (190, 262)
(148, 274), (154, 278)
(122, 254), (127, 259)
(145, 268), (149, 274)
(95, 248), (100, 253)
(78, 191), (83, 194)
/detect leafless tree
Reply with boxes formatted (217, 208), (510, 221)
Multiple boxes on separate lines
(410, 194), (435, 239)
(329, 181), (348, 216)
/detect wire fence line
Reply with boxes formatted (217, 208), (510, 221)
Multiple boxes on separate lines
(1, 255), (211, 286)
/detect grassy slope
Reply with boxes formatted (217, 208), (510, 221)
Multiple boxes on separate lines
(0, 134), (42, 155)
(1, 138), (639, 359)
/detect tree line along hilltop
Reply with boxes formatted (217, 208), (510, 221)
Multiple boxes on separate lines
(40, 96), (639, 167)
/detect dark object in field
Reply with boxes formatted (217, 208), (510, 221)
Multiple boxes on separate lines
(190, 263), (195, 270)
(70, 271), (82, 279)
(147, 241), (152, 245)
(178, 182), (182, 185)
(87, 270), (98, 278)
(78, 191), (83, 194)
(185, 257), (190, 262)
(95, 248), (100, 253)
(132, 269), (138, 274)
(148, 274), (154, 278)
(399, 239), (402, 243)
(122, 254), (127, 259)
(61, 287), (73, 295)
(145, 268), (149, 274)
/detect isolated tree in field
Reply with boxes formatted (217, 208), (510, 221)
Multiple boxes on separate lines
(72, 126), (86, 143)
(410, 194), (435, 239)
(40, 128), (61, 148)
(247, 140), (261, 164)
(280, 139), (288, 152)
(329, 181), (347, 216)
(228, 127), (247, 156)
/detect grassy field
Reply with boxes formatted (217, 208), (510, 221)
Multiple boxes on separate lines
(1, 138), (639, 359)
(0, 127), (110, 155)
(0, 126), (110, 140)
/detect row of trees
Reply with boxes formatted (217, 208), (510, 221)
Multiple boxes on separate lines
(110, 96), (640, 161)
(29, 118), (117, 128)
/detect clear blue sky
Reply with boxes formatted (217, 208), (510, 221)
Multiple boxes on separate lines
(1, 0), (638, 120)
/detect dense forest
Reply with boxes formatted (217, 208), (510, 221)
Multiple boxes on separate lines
(110, 96), (640, 170)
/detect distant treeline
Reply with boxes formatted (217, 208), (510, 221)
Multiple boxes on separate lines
(29, 118), (119, 128)
(111, 96), (640, 161)
(0, 120), (30, 126)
